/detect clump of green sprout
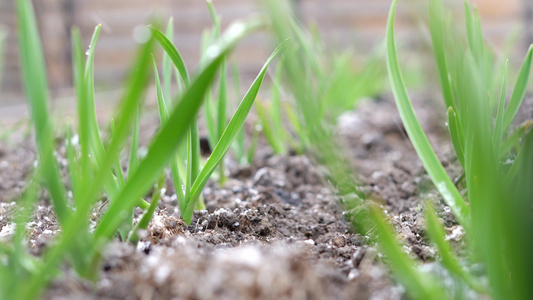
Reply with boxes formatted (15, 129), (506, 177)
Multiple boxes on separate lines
(384, 0), (533, 298)
(260, 0), (386, 157)
(0, 0), (281, 298)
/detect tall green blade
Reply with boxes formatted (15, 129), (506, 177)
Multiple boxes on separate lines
(163, 18), (174, 101)
(25, 32), (157, 300)
(429, 0), (456, 113)
(386, 0), (470, 229)
(16, 0), (69, 223)
(503, 46), (533, 132)
(370, 206), (444, 300)
(446, 107), (465, 168)
(149, 25), (190, 86)
(493, 60), (509, 150)
(425, 202), (485, 293)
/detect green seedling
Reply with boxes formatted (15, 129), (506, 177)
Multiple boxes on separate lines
(387, 0), (533, 298)
(256, 62), (288, 155)
(150, 19), (285, 223)
(261, 0), (386, 158)
(12, 0), (277, 298)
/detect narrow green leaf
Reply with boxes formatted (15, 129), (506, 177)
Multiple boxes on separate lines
(127, 175), (166, 245)
(16, 0), (69, 224)
(256, 98), (285, 154)
(217, 60), (228, 183)
(493, 60), (509, 151)
(204, 93), (218, 150)
(446, 107), (465, 168)
(207, 0), (221, 38)
(370, 205), (444, 300)
(152, 55), (185, 206)
(26, 32), (156, 300)
(386, 0), (471, 229)
(128, 107), (140, 174)
(163, 18), (174, 101)
(149, 25), (190, 86)
(429, 0), (457, 113)
(425, 202), (485, 293)
(503, 46), (533, 132)
(184, 41), (286, 223)
(247, 122), (260, 164)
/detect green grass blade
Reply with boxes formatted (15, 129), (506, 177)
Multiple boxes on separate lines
(503, 46), (533, 132)
(184, 41), (285, 223)
(370, 206), (445, 299)
(429, 0), (457, 113)
(84, 24), (104, 155)
(163, 18), (174, 101)
(493, 59), (509, 150)
(149, 25), (190, 87)
(231, 60), (246, 162)
(204, 93), (218, 150)
(500, 130), (533, 300)
(25, 33), (157, 300)
(256, 98), (285, 154)
(386, 0), (470, 230)
(127, 175), (166, 245)
(217, 60), (228, 183)
(153, 55), (170, 123)
(71, 27), (91, 187)
(207, 0), (221, 38)
(247, 123), (259, 164)
(152, 55), (185, 206)
(464, 2), (484, 68)
(128, 107), (140, 174)
(446, 107), (465, 168)
(425, 202), (485, 293)
(16, 0), (69, 224)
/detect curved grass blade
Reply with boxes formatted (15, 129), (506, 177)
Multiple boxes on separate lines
(163, 18), (174, 101)
(25, 32), (157, 300)
(184, 41), (286, 223)
(386, 0), (470, 230)
(127, 174), (166, 245)
(149, 25), (190, 86)
(152, 55), (185, 206)
(446, 107), (465, 168)
(217, 60), (228, 183)
(429, 0), (456, 113)
(369, 205), (445, 300)
(16, 0), (69, 224)
(503, 46), (533, 132)
(493, 60), (509, 151)
(424, 201), (485, 293)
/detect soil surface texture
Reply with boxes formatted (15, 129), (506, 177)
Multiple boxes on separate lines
(0, 95), (469, 300)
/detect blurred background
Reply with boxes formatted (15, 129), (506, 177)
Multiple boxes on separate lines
(0, 0), (531, 105)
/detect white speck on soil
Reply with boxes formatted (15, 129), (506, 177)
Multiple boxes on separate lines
(0, 222), (15, 239)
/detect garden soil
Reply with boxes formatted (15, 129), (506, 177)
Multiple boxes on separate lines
(0, 95), (468, 300)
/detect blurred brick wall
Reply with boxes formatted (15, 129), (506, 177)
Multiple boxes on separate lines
(0, 0), (529, 98)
